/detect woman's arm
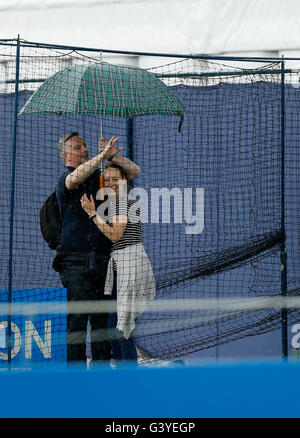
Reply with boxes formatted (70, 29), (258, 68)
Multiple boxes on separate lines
(80, 193), (127, 243)
(98, 137), (141, 180)
(110, 155), (141, 180)
(92, 213), (128, 243)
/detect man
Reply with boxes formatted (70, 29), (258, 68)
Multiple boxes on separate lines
(55, 132), (140, 364)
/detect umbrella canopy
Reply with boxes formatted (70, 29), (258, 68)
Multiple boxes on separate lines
(18, 62), (185, 124)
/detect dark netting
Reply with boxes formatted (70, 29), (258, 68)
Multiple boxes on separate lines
(0, 42), (299, 364)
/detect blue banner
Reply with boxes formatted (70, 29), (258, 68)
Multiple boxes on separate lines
(0, 288), (66, 367)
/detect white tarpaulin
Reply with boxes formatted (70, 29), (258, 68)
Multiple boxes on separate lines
(0, 0), (300, 55)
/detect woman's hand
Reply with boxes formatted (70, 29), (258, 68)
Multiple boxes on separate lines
(80, 193), (96, 217)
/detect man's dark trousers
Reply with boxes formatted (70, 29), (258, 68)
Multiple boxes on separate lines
(60, 255), (111, 362)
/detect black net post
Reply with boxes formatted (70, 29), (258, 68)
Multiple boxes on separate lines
(280, 57), (288, 359)
(7, 37), (21, 367)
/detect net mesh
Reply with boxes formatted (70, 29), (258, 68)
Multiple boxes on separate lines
(0, 41), (299, 365)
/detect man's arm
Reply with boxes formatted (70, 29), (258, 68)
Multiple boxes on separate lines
(66, 137), (121, 190)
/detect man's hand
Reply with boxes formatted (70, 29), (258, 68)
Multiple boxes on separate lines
(66, 136), (124, 191)
(98, 136), (123, 159)
(98, 136), (108, 154)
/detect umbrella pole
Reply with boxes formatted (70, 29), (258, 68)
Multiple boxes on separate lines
(98, 46), (103, 158)
(126, 118), (133, 161)
(99, 115), (103, 172)
(126, 118), (134, 192)
(98, 115), (104, 201)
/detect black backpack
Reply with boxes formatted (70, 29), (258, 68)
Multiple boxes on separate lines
(39, 191), (63, 250)
(40, 171), (101, 250)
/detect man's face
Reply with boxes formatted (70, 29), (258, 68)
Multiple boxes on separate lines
(63, 136), (89, 168)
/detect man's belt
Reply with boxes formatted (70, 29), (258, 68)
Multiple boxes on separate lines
(52, 248), (109, 273)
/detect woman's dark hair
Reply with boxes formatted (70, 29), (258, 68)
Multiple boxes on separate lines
(103, 162), (127, 180)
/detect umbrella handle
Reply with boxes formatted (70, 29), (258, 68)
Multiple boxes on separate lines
(99, 175), (105, 201)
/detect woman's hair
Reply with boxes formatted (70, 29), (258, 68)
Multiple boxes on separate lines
(103, 162), (128, 180)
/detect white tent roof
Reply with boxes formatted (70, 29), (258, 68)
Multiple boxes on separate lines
(1, 0), (300, 57)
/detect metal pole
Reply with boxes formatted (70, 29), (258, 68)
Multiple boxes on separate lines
(0, 69), (295, 86)
(3, 39), (300, 63)
(7, 35), (21, 367)
(280, 57), (288, 359)
(18, 39), (300, 63)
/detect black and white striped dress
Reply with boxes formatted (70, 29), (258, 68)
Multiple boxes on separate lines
(104, 194), (156, 338)
(109, 195), (143, 252)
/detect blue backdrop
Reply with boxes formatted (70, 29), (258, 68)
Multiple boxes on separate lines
(0, 82), (299, 366)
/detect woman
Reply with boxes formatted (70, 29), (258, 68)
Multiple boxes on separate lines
(80, 163), (156, 363)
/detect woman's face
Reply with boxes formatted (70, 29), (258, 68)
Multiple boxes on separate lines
(103, 167), (126, 197)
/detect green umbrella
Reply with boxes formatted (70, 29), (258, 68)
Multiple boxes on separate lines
(18, 62), (184, 129)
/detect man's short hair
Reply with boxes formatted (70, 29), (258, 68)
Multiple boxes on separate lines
(58, 132), (79, 156)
